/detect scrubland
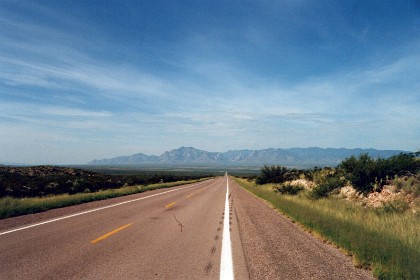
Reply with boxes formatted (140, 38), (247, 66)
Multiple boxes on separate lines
(235, 153), (420, 279)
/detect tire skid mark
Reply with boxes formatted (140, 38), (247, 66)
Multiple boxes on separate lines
(211, 246), (217, 255)
(205, 262), (213, 275)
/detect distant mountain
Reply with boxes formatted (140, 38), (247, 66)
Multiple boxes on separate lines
(88, 146), (407, 167)
(159, 147), (225, 163)
(89, 153), (159, 165)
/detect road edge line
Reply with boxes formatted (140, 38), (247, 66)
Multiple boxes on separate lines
(220, 174), (234, 280)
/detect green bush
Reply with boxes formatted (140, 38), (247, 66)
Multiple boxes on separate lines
(276, 182), (304, 195)
(307, 175), (344, 199)
(256, 165), (307, 185)
(339, 153), (419, 193)
(385, 153), (418, 175)
(394, 176), (420, 197)
(256, 165), (289, 184)
(338, 154), (377, 193)
(311, 167), (337, 184)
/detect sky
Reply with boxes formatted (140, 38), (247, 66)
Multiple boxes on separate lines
(0, 0), (419, 165)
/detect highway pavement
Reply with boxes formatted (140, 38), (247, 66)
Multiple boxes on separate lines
(0, 176), (373, 279)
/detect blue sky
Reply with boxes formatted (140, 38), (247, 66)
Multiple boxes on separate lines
(0, 0), (419, 164)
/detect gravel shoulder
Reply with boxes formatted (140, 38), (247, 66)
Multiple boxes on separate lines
(229, 177), (375, 280)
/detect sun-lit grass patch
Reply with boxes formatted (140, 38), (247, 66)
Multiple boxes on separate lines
(234, 177), (420, 280)
(0, 179), (207, 219)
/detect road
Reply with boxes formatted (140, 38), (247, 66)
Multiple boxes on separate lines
(0, 176), (373, 279)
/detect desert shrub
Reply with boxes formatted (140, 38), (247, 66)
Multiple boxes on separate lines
(311, 167), (337, 184)
(276, 182), (304, 195)
(256, 165), (308, 185)
(385, 153), (418, 175)
(283, 169), (302, 181)
(256, 165), (289, 184)
(338, 153), (419, 193)
(395, 176), (420, 197)
(307, 175), (345, 199)
(338, 154), (377, 193)
(303, 166), (322, 181)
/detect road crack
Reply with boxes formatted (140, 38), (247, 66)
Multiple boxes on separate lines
(173, 214), (184, 232)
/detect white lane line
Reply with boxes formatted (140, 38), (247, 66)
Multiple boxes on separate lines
(0, 180), (212, 236)
(220, 175), (234, 280)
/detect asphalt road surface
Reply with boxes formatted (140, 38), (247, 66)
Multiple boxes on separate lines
(0, 176), (373, 279)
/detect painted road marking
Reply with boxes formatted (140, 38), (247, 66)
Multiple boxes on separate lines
(0, 180), (212, 236)
(91, 223), (133, 244)
(220, 175), (234, 280)
(165, 202), (177, 209)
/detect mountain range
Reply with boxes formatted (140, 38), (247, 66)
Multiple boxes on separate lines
(88, 147), (407, 167)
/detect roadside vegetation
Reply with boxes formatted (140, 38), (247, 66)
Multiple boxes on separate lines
(0, 180), (206, 219)
(235, 152), (420, 280)
(0, 166), (211, 197)
(0, 166), (212, 219)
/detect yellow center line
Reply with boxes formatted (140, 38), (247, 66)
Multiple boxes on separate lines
(90, 223), (133, 244)
(165, 201), (177, 209)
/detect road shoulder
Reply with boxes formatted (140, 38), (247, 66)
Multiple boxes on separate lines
(229, 178), (374, 280)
